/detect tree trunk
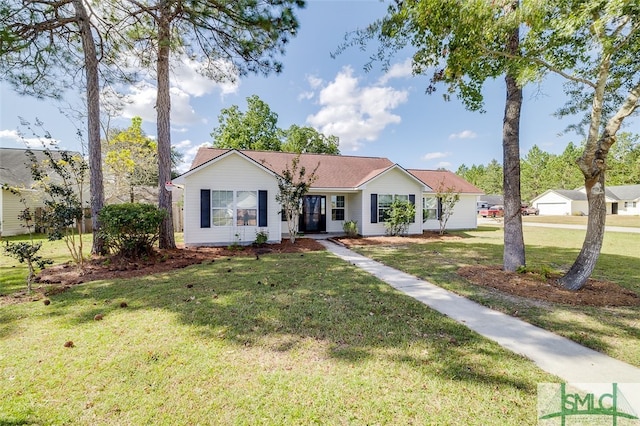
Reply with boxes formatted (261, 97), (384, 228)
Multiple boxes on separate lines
(559, 73), (640, 290)
(73, 0), (105, 255)
(558, 173), (607, 290)
(501, 22), (525, 272)
(156, 9), (176, 249)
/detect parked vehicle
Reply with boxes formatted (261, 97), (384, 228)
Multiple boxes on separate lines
(521, 205), (539, 216)
(479, 205), (504, 218)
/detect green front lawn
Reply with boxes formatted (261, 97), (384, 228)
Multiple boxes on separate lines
(0, 249), (556, 425)
(348, 226), (640, 368)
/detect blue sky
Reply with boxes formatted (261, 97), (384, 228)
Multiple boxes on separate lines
(2, 0), (639, 174)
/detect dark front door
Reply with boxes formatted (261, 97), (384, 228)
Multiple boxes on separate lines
(300, 195), (326, 233)
(612, 202), (618, 215)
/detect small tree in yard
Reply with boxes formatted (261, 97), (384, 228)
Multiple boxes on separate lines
(26, 147), (88, 267)
(274, 156), (317, 244)
(436, 182), (461, 236)
(384, 200), (415, 237)
(1, 185), (53, 292)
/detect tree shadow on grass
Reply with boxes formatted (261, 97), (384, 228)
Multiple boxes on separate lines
(39, 251), (549, 393)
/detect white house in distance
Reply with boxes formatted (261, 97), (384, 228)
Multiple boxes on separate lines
(0, 148), (47, 236)
(531, 184), (640, 216)
(174, 148), (483, 247)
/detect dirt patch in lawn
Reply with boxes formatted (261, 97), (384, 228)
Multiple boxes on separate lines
(337, 233), (640, 308)
(1, 238), (325, 306)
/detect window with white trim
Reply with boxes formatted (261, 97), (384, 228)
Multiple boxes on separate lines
(378, 194), (409, 222)
(212, 190), (233, 226)
(211, 190), (258, 227)
(624, 201), (637, 208)
(423, 196), (438, 221)
(236, 191), (257, 226)
(331, 195), (345, 221)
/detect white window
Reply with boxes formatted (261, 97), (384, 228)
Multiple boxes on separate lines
(378, 194), (409, 222)
(331, 195), (345, 221)
(236, 191), (257, 226)
(212, 190), (233, 226)
(423, 196), (438, 221)
(212, 190), (258, 227)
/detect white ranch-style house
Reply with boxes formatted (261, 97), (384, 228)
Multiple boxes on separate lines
(531, 184), (640, 216)
(174, 149), (483, 247)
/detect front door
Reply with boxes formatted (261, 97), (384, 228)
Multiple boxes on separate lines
(300, 195), (326, 233)
(612, 202), (619, 215)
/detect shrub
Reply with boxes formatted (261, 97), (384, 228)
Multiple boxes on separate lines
(254, 229), (269, 246)
(342, 220), (358, 237)
(99, 203), (166, 259)
(384, 200), (415, 236)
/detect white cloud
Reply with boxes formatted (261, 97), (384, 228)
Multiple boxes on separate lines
(108, 55), (239, 127)
(449, 130), (477, 140)
(422, 152), (451, 161)
(174, 140), (209, 174)
(298, 91), (314, 101)
(0, 129), (59, 148)
(378, 58), (413, 84)
(0, 129), (19, 141)
(307, 75), (323, 89)
(306, 66), (409, 151)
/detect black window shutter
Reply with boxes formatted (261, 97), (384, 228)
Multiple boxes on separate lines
(371, 194), (378, 223)
(437, 198), (443, 220)
(200, 189), (211, 228)
(258, 190), (268, 227)
(409, 194), (416, 223)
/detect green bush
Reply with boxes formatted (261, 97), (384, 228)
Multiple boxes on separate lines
(98, 203), (166, 259)
(384, 200), (415, 236)
(254, 229), (269, 246)
(342, 220), (358, 237)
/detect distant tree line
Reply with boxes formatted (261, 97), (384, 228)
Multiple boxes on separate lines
(457, 133), (640, 203)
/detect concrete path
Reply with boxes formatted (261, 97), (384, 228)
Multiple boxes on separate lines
(318, 239), (640, 410)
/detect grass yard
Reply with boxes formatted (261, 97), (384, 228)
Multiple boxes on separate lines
(0, 246), (559, 425)
(522, 214), (640, 227)
(348, 226), (640, 368)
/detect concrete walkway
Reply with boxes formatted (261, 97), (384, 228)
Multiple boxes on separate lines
(318, 239), (640, 409)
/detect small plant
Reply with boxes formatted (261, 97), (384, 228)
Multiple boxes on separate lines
(228, 233), (243, 251)
(342, 220), (358, 237)
(254, 229), (269, 246)
(1, 185), (53, 292)
(516, 264), (556, 281)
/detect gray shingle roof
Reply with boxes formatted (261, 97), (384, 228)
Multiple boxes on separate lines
(554, 189), (588, 201)
(607, 184), (640, 201)
(0, 148), (40, 188)
(0, 148), (82, 189)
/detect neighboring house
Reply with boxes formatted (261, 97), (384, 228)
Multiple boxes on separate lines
(478, 194), (504, 209)
(174, 148), (483, 247)
(531, 184), (640, 215)
(0, 148), (88, 236)
(0, 148), (47, 236)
